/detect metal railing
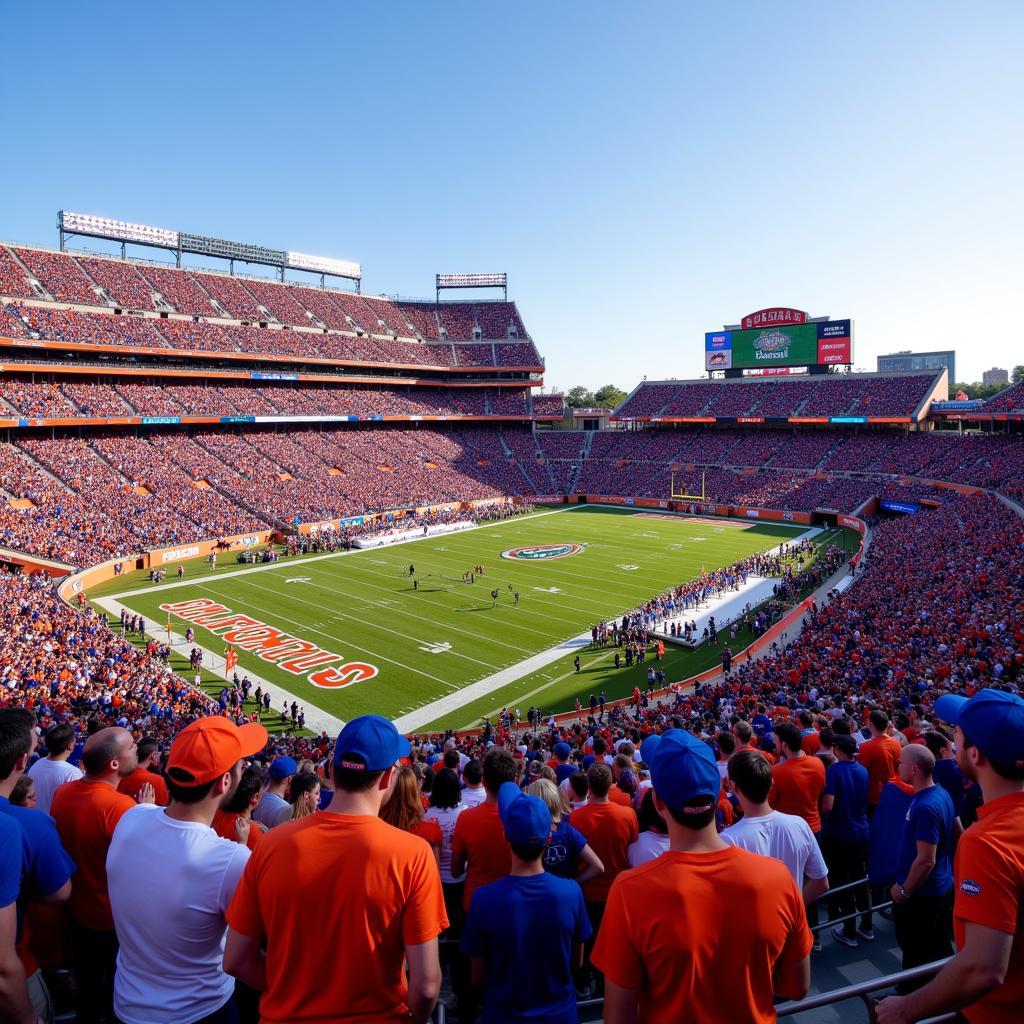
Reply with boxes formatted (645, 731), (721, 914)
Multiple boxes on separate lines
(776, 957), (955, 1021)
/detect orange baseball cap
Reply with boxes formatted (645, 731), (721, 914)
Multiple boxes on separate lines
(166, 716), (269, 787)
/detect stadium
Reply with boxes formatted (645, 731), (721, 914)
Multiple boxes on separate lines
(1, 7), (1022, 1024)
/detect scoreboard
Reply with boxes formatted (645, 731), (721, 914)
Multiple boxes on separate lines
(705, 312), (852, 372)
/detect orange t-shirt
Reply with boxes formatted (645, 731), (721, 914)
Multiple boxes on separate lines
(212, 809), (262, 851)
(118, 767), (170, 807)
(227, 813), (447, 1024)
(802, 731), (822, 757)
(451, 801), (511, 909)
(609, 786), (633, 808)
(411, 819), (443, 848)
(770, 755), (826, 833)
(592, 846), (813, 1024)
(50, 779), (136, 930)
(569, 800), (639, 902)
(857, 736), (902, 804)
(953, 791), (1024, 1024)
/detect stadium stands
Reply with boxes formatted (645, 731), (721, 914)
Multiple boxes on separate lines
(0, 246), (35, 298)
(80, 257), (160, 311)
(9, 247), (100, 305)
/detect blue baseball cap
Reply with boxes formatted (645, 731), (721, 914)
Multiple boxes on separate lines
(640, 734), (662, 764)
(649, 729), (720, 814)
(552, 741), (572, 760)
(268, 756), (297, 779)
(934, 689), (1024, 766)
(333, 715), (411, 772)
(497, 781), (551, 849)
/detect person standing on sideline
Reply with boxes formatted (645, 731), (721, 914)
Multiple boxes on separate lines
(592, 729), (812, 1023)
(26, 723), (81, 816)
(723, 750), (829, 905)
(50, 728), (151, 1024)
(107, 717), (267, 1024)
(877, 690), (1024, 1024)
(461, 782), (591, 1024)
(225, 715), (447, 1024)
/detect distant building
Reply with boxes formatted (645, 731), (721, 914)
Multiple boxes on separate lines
(877, 350), (955, 384)
(982, 367), (1008, 387)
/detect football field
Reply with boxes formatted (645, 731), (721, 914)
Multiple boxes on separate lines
(91, 506), (830, 730)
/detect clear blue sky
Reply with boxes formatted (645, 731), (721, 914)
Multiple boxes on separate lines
(5, 1), (1023, 390)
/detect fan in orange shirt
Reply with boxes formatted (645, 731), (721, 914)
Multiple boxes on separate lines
(225, 715), (447, 1024)
(117, 737), (169, 806)
(858, 710), (902, 809)
(770, 723), (827, 833)
(451, 747), (517, 909)
(593, 729), (812, 1024)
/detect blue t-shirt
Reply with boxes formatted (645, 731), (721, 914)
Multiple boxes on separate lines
(0, 796), (75, 941)
(933, 758), (967, 819)
(0, 815), (21, 909)
(542, 821), (587, 879)
(554, 763), (577, 785)
(868, 782), (914, 887)
(462, 872), (592, 1024)
(895, 784), (955, 897)
(823, 760), (869, 843)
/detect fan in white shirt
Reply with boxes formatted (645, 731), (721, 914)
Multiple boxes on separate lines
(721, 749), (829, 904)
(27, 723), (82, 814)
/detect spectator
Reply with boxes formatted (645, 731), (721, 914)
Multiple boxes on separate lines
(877, 690), (1024, 1024)
(0, 813), (35, 1024)
(212, 765), (265, 852)
(525, 778), (603, 883)
(867, 768), (916, 894)
(461, 781), (591, 1024)
(723, 750), (829, 904)
(423, 768), (467, 901)
(627, 788), (669, 867)
(770, 722), (827, 835)
(592, 728), (812, 1023)
(380, 766), (442, 868)
(461, 759), (486, 807)
(225, 715), (447, 1024)
(50, 727), (150, 1024)
(821, 734), (873, 949)
(117, 736), (169, 806)
(8, 777), (33, 809)
(106, 716), (267, 1024)
(450, 747), (517, 912)
(251, 756), (296, 829)
(0, 710), (74, 1021)
(889, 744), (957, 985)
(26, 723), (81, 816)
(286, 771), (321, 821)
(858, 709), (903, 813)
(568, 762), (638, 997)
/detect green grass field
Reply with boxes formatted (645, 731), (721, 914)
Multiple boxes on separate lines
(91, 506), (841, 730)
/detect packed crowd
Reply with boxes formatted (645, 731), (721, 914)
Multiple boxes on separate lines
(617, 374), (938, 420)
(0, 245), (530, 342)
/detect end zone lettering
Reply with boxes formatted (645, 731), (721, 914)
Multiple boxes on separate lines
(160, 598), (378, 689)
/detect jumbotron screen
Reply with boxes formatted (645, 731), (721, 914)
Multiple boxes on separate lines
(705, 319), (852, 371)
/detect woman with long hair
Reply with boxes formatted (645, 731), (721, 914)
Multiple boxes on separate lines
(526, 778), (603, 884)
(288, 771), (321, 821)
(380, 765), (441, 868)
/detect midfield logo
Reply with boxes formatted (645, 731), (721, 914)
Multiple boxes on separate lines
(501, 543), (583, 561)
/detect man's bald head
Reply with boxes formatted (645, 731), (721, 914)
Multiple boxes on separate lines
(898, 743), (935, 780)
(82, 727), (138, 779)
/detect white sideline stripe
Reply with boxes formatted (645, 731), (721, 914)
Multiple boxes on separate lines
(95, 597), (346, 736)
(392, 527), (822, 732)
(105, 504), (576, 602)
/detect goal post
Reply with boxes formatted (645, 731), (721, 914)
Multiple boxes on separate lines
(670, 469), (706, 501)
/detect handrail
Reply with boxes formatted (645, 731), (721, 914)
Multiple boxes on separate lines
(775, 957), (953, 1018)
